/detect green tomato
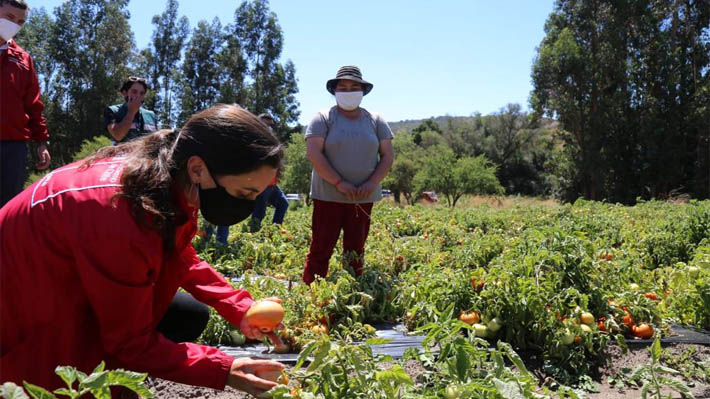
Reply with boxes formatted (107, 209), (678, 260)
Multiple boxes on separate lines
(444, 385), (460, 399)
(229, 330), (246, 346)
(630, 283), (641, 291)
(561, 329), (575, 345)
(580, 324), (593, 334)
(473, 323), (488, 338)
(487, 317), (503, 332)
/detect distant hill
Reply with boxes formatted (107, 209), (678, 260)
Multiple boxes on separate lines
(388, 115), (473, 133)
(388, 115), (559, 133)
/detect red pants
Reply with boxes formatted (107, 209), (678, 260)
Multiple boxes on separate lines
(303, 199), (373, 284)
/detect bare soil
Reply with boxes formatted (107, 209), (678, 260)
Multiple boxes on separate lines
(147, 343), (710, 399)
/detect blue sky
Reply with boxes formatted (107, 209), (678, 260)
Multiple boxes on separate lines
(29, 1), (556, 125)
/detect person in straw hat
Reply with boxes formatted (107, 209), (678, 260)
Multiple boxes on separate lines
(302, 65), (394, 284)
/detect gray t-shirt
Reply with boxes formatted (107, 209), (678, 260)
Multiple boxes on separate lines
(305, 106), (394, 203)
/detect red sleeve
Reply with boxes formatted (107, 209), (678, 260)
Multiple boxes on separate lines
(72, 234), (234, 390)
(23, 55), (48, 142)
(179, 246), (254, 327)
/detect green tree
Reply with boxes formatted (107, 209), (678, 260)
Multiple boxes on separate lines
(532, 0), (710, 202)
(147, 0), (189, 127)
(383, 132), (420, 204)
(14, 7), (55, 96)
(413, 146), (503, 207)
(412, 118), (441, 145)
(232, 0), (300, 139)
(176, 18), (224, 125)
(44, 0), (134, 166)
(280, 134), (311, 202)
(216, 26), (248, 106)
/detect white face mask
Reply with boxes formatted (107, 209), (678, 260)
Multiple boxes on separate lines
(335, 91), (363, 111)
(0, 18), (21, 42)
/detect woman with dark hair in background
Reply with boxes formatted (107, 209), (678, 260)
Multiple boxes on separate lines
(1, 104), (286, 397)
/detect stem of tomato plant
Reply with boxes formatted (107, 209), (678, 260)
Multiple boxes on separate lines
(649, 367), (662, 399)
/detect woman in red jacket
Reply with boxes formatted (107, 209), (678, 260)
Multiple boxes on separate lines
(0, 104), (285, 397)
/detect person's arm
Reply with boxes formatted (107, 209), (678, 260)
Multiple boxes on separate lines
(306, 137), (357, 200)
(178, 246), (254, 327)
(356, 139), (394, 198)
(106, 98), (141, 142)
(72, 231), (234, 390)
(23, 56), (51, 170)
(179, 246), (285, 344)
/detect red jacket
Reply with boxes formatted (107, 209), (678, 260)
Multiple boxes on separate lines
(0, 40), (49, 142)
(0, 158), (253, 391)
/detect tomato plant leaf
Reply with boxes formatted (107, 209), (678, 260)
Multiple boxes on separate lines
(657, 376), (694, 398)
(492, 378), (525, 399)
(650, 337), (661, 363)
(90, 361), (106, 375)
(107, 370), (153, 397)
(294, 340), (317, 371)
(364, 338), (392, 345)
(615, 334), (628, 354)
(306, 340), (331, 374)
(54, 366), (78, 389)
(455, 345), (471, 382)
(1, 383), (30, 399)
(20, 382), (55, 399)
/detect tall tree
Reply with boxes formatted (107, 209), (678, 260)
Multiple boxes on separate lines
(148, 0), (189, 127)
(14, 7), (55, 96)
(176, 18), (224, 125)
(45, 0), (134, 165)
(532, 0), (710, 202)
(232, 0), (299, 139)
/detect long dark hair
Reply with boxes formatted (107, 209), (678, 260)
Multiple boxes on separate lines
(85, 104), (283, 252)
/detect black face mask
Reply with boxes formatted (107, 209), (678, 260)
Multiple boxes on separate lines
(198, 182), (255, 226)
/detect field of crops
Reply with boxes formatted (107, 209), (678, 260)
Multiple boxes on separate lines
(187, 198), (710, 398)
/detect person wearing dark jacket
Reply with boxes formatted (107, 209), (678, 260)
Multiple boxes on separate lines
(105, 76), (158, 144)
(0, 0), (51, 208)
(1, 104), (286, 397)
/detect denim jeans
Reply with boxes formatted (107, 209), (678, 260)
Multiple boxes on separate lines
(250, 185), (289, 231)
(205, 224), (229, 245)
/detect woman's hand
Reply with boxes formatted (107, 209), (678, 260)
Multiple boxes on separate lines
(226, 357), (285, 396)
(335, 181), (358, 201)
(356, 180), (377, 199)
(240, 297), (285, 347)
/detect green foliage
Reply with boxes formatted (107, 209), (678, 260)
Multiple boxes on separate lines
(1, 362), (153, 399)
(413, 146), (503, 207)
(232, 0), (300, 138)
(628, 338), (695, 399)
(177, 18), (224, 126)
(143, 0), (189, 127)
(532, 0), (710, 202)
(280, 134), (311, 201)
(72, 136), (113, 162)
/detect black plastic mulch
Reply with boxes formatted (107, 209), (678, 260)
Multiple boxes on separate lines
(219, 322), (710, 364)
